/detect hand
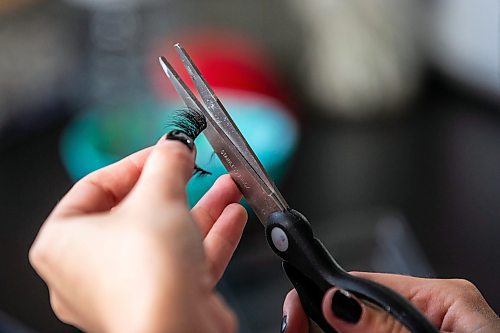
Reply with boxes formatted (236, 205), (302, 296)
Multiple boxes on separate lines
(29, 134), (248, 333)
(282, 272), (500, 333)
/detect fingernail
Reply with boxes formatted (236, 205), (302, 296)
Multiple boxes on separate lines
(166, 130), (194, 150)
(331, 290), (362, 324)
(280, 315), (287, 333)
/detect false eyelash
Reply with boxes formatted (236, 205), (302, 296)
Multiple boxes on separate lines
(168, 107), (211, 177)
(193, 165), (212, 177)
(171, 107), (207, 139)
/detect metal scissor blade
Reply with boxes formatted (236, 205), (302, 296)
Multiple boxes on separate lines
(173, 43), (289, 211)
(158, 55), (287, 224)
(159, 57), (203, 114)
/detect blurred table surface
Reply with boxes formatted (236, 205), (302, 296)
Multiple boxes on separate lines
(1, 79), (499, 332)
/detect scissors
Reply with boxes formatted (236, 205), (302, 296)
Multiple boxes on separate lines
(159, 43), (438, 333)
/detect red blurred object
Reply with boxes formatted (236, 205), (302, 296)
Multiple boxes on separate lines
(149, 29), (292, 109)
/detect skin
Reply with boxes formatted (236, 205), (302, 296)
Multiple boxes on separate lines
(283, 273), (500, 333)
(29, 134), (499, 333)
(29, 136), (247, 333)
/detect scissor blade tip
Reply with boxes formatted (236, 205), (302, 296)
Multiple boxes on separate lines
(158, 57), (172, 78)
(174, 43), (186, 53)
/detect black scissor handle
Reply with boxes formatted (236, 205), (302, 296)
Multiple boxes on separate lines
(282, 261), (337, 333)
(266, 209), (439, 333)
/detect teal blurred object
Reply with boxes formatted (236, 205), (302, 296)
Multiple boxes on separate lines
(60, 96), (298, 207)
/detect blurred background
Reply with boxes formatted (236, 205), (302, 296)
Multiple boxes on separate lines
(0, 0), (499, 332)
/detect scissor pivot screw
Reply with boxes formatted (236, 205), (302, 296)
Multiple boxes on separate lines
(271, 227), (289, 252)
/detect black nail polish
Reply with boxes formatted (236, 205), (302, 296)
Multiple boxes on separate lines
(280, 315), (287, 333)
(331, 290), (362, 324)
(166, 130), (194, 150)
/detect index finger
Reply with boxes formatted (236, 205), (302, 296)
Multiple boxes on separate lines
(191, 175), (243, 237)
(51, 146), (154, 218)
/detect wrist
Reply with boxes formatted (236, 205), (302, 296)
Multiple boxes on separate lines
(102, 288), (191, 333)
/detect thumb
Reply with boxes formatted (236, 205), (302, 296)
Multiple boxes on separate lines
(129, 131), (196, 207)
(322, 288), (409, 333)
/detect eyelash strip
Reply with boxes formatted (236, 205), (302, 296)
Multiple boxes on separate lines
(171, 107), (207, 139)
(193, 165), (212, 177)
(170, 107), (212, 177)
